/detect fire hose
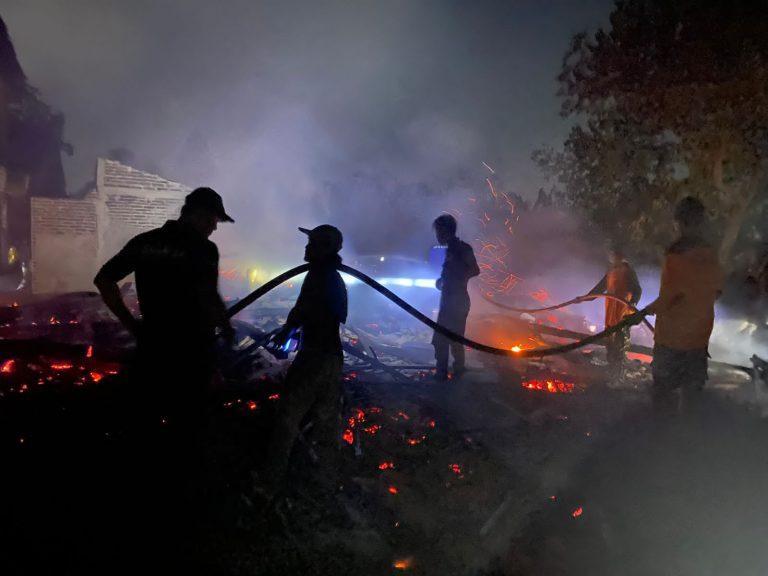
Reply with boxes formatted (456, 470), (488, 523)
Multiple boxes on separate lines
(481, 292), (656, 333)
(226, 264), (648, 359)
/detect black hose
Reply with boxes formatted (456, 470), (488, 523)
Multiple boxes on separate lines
(482, 292), (656, 333)
(226, 264), (310, 318)
(227, 263), (647, 359)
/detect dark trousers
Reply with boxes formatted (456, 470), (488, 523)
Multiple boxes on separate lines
(432, 304), (470, 376)
(115, 339), (216, 573)
(606, 327), (630, 370)
(263, 350), (343, 495)
(652, 345), (708, 416)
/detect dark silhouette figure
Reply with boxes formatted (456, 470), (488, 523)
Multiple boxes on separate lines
(95, 187), (234, 396)
(94, 187), (234, 571)
(432, 214), (479, 380)
(646, 197), (723, 416)
(259, 225), (348, 501)
(588, 243), (642, 380)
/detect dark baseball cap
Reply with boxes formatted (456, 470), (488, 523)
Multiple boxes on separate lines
(299, 224), (343, 252)
(184, 187), (234, 223)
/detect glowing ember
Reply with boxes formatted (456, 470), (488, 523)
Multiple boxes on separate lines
(429, 420), (436, 428)
(90, 372), (103, 383)
(50, 363), (73, 370)
(406, 436), (426, 446)
(247, 401), (258, 411)
(1, 359), (15, 373)
(378, 462), (395, 470)
(572, 507), (584, 518)
(522, 379), (575, 394)
(388, 486), (398, 494)
(626, 352), (653, 364)
(530, 289), (550, 303)
(393, 558), (412, 570)
(342, 429), (354, 445)
(86, 345), (93, 358)
(268, 394), (279, 400)
(363, 425), (382, 435)
(449, 463), (463, 475)
(19, 437), (24, 444)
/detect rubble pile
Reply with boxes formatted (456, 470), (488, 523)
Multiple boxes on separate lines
(2, 290), (740, 576)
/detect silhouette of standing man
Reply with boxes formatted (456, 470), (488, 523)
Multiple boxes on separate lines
(94, 186), (235, 571)
(259, 225), (348, 501)
(588, 243), (642, 381)
(646, 197), (723, 416)
(432, 214), (479, 381)
(95, 187), (235, 423)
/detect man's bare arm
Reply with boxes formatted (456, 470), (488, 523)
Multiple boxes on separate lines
(94, 273), (140, 336)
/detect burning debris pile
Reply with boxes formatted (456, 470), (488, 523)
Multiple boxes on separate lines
(0, 288), (656, 575)
(218, 363), (625, 575)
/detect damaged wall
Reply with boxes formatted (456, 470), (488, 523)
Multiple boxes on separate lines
(31, 158), (188, 293)
(31, 196), (98, 293)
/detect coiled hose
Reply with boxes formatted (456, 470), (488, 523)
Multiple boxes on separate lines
(226, 263), (648, 359)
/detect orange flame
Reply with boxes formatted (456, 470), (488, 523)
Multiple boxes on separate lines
(342, 429), (354, 445)
(1, 359), (15, 373)
(393, 558), (412, 570)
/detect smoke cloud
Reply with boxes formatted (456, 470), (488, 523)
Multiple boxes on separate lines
(3, 0), (612, 264)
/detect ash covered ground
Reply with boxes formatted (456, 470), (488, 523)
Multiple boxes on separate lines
(0, 292), (766, 576)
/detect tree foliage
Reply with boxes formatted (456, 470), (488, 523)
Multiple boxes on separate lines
(539, 0), (768, 265)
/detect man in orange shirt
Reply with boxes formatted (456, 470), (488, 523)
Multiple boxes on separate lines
(588, 244), (642, 379)
(645, 197), (723, 414)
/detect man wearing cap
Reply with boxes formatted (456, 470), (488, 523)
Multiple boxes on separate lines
(259, 224), (347, 501)
(95, 186), (235, 389)
(94, 187), (235, 564)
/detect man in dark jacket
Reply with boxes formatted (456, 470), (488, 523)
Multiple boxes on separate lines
(432, 214), (480, 381)
(260, 224), (348, 499)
